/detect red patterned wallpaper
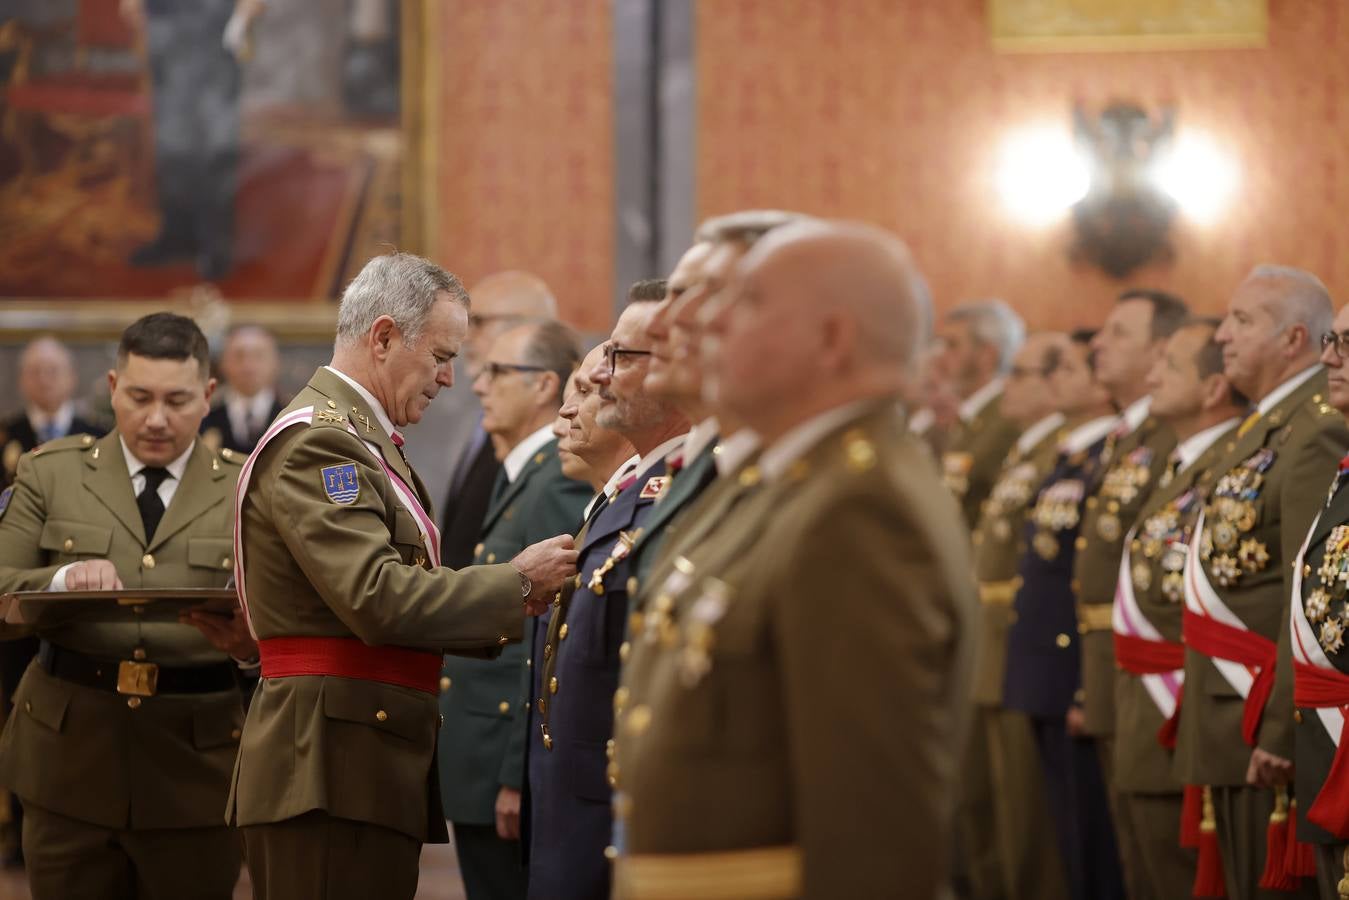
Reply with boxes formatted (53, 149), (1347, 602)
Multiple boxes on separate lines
(696, 0), (1349, 328)
(435, 1), (613, 332)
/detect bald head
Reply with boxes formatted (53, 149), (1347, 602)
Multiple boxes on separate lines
(465, 270), (558, 370)
(702, 219), (931, 441)
(19, 336), (78, 415)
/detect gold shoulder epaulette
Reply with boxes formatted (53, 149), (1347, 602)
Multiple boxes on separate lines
(217, 447), (245, 466)
(31, 433), (96, 457)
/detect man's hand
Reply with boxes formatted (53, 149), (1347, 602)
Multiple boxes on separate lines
(64, 560), (123, 591)
(180, 608), (258, 661)
(1066, 705), (1087, 738)
(495, 786), (521, 840)
(511, 535), (578, 616)
(1247, 747), (1294, 788)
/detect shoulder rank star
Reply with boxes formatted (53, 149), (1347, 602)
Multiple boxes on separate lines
(315, 410), (346, 425)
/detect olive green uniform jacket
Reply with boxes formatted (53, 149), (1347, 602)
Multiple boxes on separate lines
(943, 390), (1021, 530)
(226, 367), (529, 843)
(1074, 409), (1176, 736)
(613, 401), (977, 900)
(0, 431), (244, 829)
(437, 439), (589, 824)
(1175, 370), (1349, 787)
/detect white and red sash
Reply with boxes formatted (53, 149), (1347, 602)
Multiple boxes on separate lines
(232, 406), (441, 636)
(1289, 511), (1349, 836)
(1113, 526), (1185, 729)
(1182, 510), (1278, 746)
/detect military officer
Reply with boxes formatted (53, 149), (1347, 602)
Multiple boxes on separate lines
(555, 345), (638, 498)
(0, 313), (257, 899)
(938, 300), (1025, 529)
(1287, 302), (1349, 898)
(1002, 329), (1126, 900)
(228, 253), (579, 900)
(965, 331), (1069, 900)
(438, 320), (591, 900)
(611, 220), (976, 899)
(1073, 290), (1187, 895)
(200, 326), (285, 456)
(1176, 265), (1348, 899)
(525, 293), (689, 900)
(631, 209), (801, 593)
(1113, 318), (1243, 897)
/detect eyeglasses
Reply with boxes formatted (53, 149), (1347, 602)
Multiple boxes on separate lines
(603, 343), (652, 374)
(479, 362), (548, 381)
(1322, 331), (1349, 361)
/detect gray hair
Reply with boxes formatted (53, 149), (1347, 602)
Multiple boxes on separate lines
(693, 209), (806, 247)
(1245, 264), (1335, 338)
(336, 253), (470, 348)
(946, 299), (1025, 374)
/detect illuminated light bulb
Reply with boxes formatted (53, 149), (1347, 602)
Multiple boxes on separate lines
(995, 126), (1091, 226)
(1151, 133), (1239, 225)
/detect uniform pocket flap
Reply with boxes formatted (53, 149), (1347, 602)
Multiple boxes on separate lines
(20, 672), (71, 733)
(38, 519), (112, 556)
(323, 681), (428, 742)
(193, 702), (244, 750)
(187, 537), (235, 571)
(391, 508), (425, 547)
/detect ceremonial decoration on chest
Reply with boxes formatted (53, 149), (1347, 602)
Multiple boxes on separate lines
(1306, 525), (1349, 655)
(1030, 478), (1084, 560)
(1200, 448), (1273, 587)
(1133, 488), (1200, 602)
(1096, 445), (1154, 542)
(943, 451), (974, 498)
(982, 458), (1036, 542)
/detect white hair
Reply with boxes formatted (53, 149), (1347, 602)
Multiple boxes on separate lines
(946, 299), (1025, 374)
(336, 253), (469, 348)
(1245, 264), (1334, 339)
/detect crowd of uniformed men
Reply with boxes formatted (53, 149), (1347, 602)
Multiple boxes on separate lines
(4, 209), (1349, 900)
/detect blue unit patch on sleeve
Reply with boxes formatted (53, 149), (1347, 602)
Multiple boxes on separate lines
(0, 485), (11, 520)
(321, 463), (360, 505)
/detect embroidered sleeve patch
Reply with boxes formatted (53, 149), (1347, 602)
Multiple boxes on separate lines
(0, 485), (12, 521)
(321, 463), (360, 504)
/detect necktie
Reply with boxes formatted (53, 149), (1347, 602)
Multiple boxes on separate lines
(38, 422), (59, 444)
(137, 467), (170, 543)
(488, 467), (510, 510)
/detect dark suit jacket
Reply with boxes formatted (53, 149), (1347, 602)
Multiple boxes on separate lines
(1003, 436), (1108, 720)
(626, 439), (720, 597)
(1, 410), (101, 488)
(437, 440), (590, 825)
(525, 453), (673, 900)
(441, 438), (502, 571)
(199, 398), (286, 457)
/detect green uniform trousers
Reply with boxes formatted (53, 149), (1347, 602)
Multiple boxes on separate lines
(22, 801), (240, 900)
(1115, 792), (1196, 899)
(1213, 785), (1318, 900)
(241, 810), (421, 900)
(1315, 843), (1349, 900)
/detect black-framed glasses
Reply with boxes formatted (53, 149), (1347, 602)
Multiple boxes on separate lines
(479, 361), (548, 381)
(1322, 332), (1349, 360)
(603, 343), (652, 374)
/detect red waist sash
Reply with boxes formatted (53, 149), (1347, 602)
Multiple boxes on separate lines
(1114, 632), (1185, 674)
(1182, 608), (1276, 746)
(1293, 659), (1349, 838)
(259, 637), (442, 694)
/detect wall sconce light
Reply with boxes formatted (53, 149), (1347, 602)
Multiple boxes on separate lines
(996, 102), (1239, 279)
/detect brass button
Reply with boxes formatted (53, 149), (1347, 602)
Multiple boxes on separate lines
(604, 846), (618, 861)
(23, 701), (31, 714)
(142, 553), (155, 570)
(537, 698), (546, 714)
(375, 709), (388, 722)
(1074, 537), (1087, 551)
(627, 576), (639, 594)
(62, 538), (74, 552)
(127, 697), (142, 709)
(625, 705), (652, 735)
(222, 557), (233, 570)
(440, 676), (451, 692)
(606, 739), (615, 760)
(613, 686), (629, 715)
(132, 648), (147, 661)
(498, 701), (510, 714)
(607, 761), (620, 786)
(560, 624), (569, 640)
(1294, 710), (1304, 724)
(549, 677), (558, 695)
(231, 728), (242, 740)
(486, 553), (496, 564)
(474, 542), (485, 556)
(1107, 500), (1119, 513)
(81, 435), (93, 445)
(1305, 564), (1313, 578)
(619, 641), (631, 662)
(1055, 633), (1071, 649)
(497, 635), (509, 646)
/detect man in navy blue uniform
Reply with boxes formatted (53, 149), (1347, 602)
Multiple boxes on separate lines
(1003, 330), (1126, 900)
(524, 292), (688, 900)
